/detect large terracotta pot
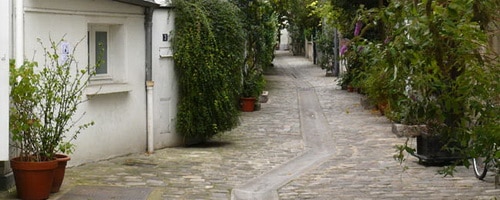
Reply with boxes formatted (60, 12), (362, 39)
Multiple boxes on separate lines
(10, 157), (58, 200)
(51, 154), (70, 193)
(241, 97), (256, 112)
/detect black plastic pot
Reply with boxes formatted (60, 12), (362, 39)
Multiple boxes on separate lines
(414, 135), (462, 165)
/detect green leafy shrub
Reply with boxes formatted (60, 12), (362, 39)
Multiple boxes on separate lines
(9, 37), (94, 162)
(232, 0), (277, 98)
(376, 0), (499, 172)
(172, 0), (245, 142)
(242, 70), (265, 98)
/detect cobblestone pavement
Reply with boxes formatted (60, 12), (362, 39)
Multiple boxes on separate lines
(2, 51), (499, 199)
(273, 52), (500, 199)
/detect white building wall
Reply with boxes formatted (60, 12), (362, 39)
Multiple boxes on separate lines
(0, 0), (10, 161)
(279, 29), (290, 50)
(305, 39), (314, 61)
(152, 8), (181, 148)
(22, 0), (148, 166)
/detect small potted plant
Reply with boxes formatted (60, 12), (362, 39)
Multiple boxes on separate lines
(9, 37), (94, 199)
(241, 68), (265, 112)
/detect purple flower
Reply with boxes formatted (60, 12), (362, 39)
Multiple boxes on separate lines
(340, 44), (348, 55)
(354, 21), (362, 36)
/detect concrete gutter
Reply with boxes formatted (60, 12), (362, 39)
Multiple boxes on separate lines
(114, 0), (159, 8)
(231, 74), (335, 200)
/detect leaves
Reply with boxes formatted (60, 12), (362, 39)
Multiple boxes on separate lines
(9, 37), (94, 161)
(172, 0), (245, 142)
(369, 0), (499, 175)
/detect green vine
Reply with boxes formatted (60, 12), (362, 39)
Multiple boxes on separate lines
(172, 0), (245, 143)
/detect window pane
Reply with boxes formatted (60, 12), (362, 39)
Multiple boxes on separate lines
(95, 31), (108, 74)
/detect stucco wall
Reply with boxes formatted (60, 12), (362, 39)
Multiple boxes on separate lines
(23, 0), (148, 166)
(0, 0), (10, 162)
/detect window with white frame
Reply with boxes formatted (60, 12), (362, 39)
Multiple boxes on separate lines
(86, 23), (130, 95)
(89, 25), (110, 79)
(88, 24), (126, 83)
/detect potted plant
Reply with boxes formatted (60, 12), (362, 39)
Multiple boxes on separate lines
(9, 37), (94, 199)
(241, 68), (265, 112)
(379, 0), (500, 169)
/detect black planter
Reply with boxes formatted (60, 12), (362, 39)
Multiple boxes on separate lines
(414, 135), (462, 165)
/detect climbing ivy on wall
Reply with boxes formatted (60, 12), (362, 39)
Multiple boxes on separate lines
(172, 0), (245, 143)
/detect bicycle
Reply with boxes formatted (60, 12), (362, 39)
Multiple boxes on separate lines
(472, 143), (499, 188)
(472, 155), (496, 180)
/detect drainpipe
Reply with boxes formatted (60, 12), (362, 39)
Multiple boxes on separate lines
(145, 7), (154, 154)
(15, 0), (24, 66)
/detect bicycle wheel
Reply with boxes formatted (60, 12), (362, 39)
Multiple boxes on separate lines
(473, 157), (488, 180)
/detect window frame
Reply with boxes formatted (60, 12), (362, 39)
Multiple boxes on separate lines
(88, 24), (113, 81)
(85, 21), (130, 96)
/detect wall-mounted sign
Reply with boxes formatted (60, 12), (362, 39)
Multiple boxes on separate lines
(159, 47), (173, 58)
(59, 41), (71, 64)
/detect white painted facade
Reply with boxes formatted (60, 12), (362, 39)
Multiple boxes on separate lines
(0, 0), (10, 161)
(2, 0), (181, 168)
(279, 29), (290, 50)
(24, 0), (149, 166)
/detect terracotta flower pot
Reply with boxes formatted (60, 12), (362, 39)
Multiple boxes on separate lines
(377, 102), (388, 116)
(10, 157), (58, 200)
(51, 154), (71, 193)
(241, 97), (256, 112)
(347, 85), (354, 92)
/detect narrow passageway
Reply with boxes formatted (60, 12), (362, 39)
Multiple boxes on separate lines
(232, 51), (337, 199)
(22, 51), (499, 200)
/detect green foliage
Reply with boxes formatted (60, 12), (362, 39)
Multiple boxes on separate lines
(232, 0), (277, 98)
(364, 0), (499, 174)
(308, 1), (344, 70)
(172, 0), (245, 142)
(269, 0), (290, 30)
(288, 1), (498, 174)
(314, 0), (386, 79)
(271, 0), (321, 55)
(9, 37), (94, 162)
(328, 0), (387, 38)
(242, 70), (265, 98)
(241, 1), (277, 66)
